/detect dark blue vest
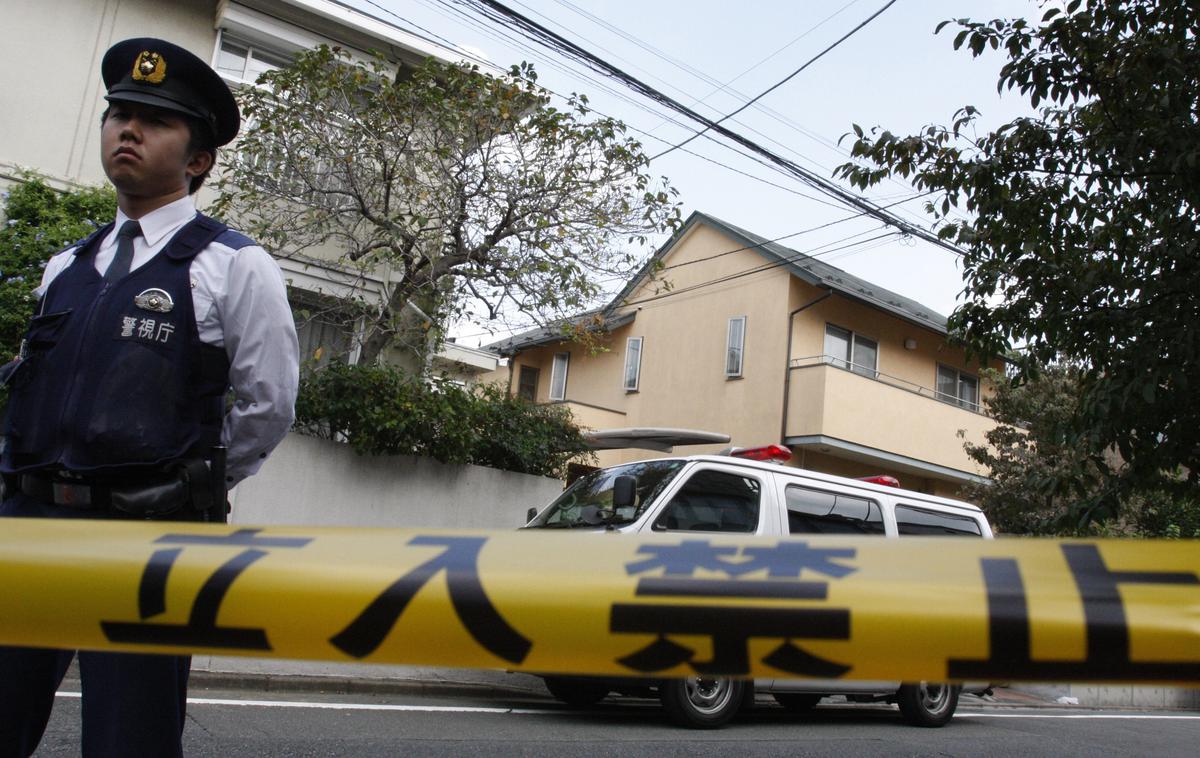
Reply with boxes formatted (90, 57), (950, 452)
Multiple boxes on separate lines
(1, 214), (250, 475)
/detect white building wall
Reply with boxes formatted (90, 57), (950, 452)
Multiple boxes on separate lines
(0, 0), (217, 187)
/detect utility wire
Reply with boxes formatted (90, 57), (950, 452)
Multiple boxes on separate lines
(451, 0), (966, 258)
(540, 0), (948, 228)
(507, 0), (849, 179)
(378, 0), (881, 211)
(354, 0), (944, 313)
(453, 225), (905, 340)
(656, 191), (926, 273)
(357, 0), (937, 229)
(651, 0), (898, 160)
(613, 230), (902, 309)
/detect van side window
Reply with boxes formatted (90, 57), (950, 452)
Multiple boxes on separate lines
(786, 486), (885, 535)
(895, 504), (983, 537)
(653, 469), (760, 533)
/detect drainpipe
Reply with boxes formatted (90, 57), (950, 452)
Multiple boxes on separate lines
(780, 289), (833, 445)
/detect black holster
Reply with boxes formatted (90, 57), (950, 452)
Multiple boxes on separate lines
(109, 450), (228, 522)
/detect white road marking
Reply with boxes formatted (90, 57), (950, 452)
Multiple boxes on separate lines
(55, 692), (1200, 720)
(55, 692), (544, 715)
(958, 713), (1200, 720)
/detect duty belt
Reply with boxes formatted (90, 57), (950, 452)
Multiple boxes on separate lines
(12, 468), (196, 519)
(17, 472), (115, 509)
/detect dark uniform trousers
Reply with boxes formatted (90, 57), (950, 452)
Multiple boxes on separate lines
(0, 494), (190, 758)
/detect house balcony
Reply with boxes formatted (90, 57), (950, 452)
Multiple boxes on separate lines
(784, 356), (994, 484)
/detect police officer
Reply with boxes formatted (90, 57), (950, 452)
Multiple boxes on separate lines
(0, 38), (299, 757)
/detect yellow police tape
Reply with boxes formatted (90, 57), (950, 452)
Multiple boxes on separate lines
(0, 517), (1197, 684)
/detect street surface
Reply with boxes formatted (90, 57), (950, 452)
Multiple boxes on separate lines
(35, 686), (1200, 757)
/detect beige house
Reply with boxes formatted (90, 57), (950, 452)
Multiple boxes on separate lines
(485, 212), (1001, 497)
(0, 0), (496, 383)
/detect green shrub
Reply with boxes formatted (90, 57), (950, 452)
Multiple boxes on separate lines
(0, 174), (117, 409)
(1, 175), (116, 358)
(295, 362), (591, 478)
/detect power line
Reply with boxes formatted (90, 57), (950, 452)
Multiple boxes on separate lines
(371, 0), (879, 211)
(656, 191), (926, 273)
(616, 230), (902, 309)
(354, 0), (940, 231)
(550, 0), (859, 134)
(651, 0), (898, 160)
(505, 0), (853, 181)
(452, 225), (905, 340)
(450, 0), (966, 258)
(537, 0), (949, 228)
(355, 0), (949, 314)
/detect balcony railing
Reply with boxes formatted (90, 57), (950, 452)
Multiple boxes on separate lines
(785, 356), (993, 475)
(790, 355), (981, 414)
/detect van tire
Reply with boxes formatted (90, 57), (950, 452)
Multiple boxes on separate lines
(543, 676), (610, 707)
(660, 676), (747, 728)
(897, 682), (960, 727)
(773, 693), (822, 712)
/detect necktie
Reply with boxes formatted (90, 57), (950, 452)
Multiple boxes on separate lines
(104, 220), (142, 283)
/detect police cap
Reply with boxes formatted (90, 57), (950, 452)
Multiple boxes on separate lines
(102, 37), (240, 146)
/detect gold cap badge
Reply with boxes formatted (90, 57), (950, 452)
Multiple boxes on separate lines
(131, 51), (166, 84)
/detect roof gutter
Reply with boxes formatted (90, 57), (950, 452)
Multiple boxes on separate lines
(780, 289), (833, 445)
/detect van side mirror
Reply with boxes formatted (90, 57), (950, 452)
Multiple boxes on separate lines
(526, 507), (537, 524)
(612, 475), (637, 510)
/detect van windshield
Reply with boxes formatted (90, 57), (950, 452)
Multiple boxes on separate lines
(526, 460), (687, 528)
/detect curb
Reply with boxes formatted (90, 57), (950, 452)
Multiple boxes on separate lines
(58, 663), (1198, 712)
(184, 669), (549, 700)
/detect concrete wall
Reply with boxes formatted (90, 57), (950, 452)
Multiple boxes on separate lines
(228, 432), (563, 530)
(1015, 683), (1200, 709)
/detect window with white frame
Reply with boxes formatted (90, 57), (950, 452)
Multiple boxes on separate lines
(725, 316), (746, 377)
(215, 35), (294, 85)
(623, 337), (643, 392)
(550, 352), (570, 401)
(824, 324), (878, 378)
(936, 364), (979, 410)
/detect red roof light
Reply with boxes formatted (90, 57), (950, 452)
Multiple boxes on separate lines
(730, 444), (793, 462)
(857, 475), (900, 487)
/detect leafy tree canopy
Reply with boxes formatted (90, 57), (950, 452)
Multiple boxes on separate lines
(215, 47), (680, 364)
(961, 365), (1199, 537)
(837, 0), (1199, 525)
(0, 174), (116, 362)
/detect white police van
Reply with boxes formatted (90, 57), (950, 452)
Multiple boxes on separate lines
(522, 437), (992, 728)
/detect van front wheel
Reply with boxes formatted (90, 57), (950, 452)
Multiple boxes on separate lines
(897, 682), (960, 727)
(659, 676), (747, 728)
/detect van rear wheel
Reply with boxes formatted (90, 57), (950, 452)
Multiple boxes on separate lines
(897, 682), (960, 727)
(659, 676), (747, 729)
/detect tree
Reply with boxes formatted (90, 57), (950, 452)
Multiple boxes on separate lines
(961, 364), (1200, 537)
(0, 175), (116, 362)
(214, 47), (680, 365)
(836, 0), (1200, 526)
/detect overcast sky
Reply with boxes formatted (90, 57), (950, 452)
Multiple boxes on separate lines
(352, 0), (1039, 345)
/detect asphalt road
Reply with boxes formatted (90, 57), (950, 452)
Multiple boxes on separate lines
(34, 686), (1200, 757)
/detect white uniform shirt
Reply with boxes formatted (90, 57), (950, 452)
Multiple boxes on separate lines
(38, 196), (299, 485)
